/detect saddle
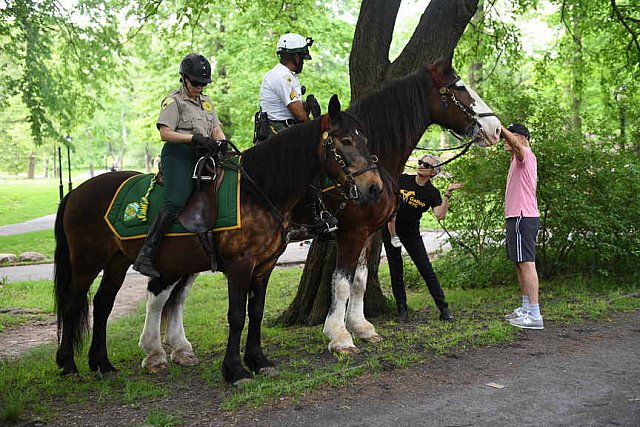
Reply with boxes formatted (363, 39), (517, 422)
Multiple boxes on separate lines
(178, 152), (225, 233)
(157, 150), (229, 272)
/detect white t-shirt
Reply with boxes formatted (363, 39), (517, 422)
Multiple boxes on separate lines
(259, 63), (303, 121)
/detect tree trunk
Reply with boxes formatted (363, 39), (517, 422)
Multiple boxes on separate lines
(282, 0), (479, 326)
(27, 152), (36, 179)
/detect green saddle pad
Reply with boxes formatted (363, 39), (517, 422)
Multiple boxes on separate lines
(105, 158), (241, 240)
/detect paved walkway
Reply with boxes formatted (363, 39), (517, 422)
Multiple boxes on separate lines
(0, 214), (57, 236)
(0, 214), (451, 283)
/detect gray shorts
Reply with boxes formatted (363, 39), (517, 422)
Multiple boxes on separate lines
(506, 216), (540, 263)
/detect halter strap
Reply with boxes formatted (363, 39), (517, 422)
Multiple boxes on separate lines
(320, 113), (330, 132)
(426, 64), (445, 88)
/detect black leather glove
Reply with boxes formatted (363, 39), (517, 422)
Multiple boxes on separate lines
(305, 94), (321, 119)
(191, 133), (211, 147)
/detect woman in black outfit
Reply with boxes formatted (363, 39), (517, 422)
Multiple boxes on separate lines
(382, 155), (463, 322)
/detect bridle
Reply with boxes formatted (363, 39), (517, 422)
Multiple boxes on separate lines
(320, 113), (379, 201)
(237, 113), (379, 230)
(425, 64), (497, 169)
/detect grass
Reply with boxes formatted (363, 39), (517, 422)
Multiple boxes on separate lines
(0, 172), (96, 226)
(0, 265), (638, 424)
(0, 230), (56, 262)
(0, 179), (62, 226)
(0, 279), (54, 333)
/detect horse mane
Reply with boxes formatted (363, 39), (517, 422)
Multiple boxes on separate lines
(348, 69), (432, 158)
(242, 119), (321, 205)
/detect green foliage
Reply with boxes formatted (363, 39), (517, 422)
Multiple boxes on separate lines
(0, 0), (124, 147)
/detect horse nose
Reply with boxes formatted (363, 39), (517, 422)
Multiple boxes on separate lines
(368, 183), (380, 202)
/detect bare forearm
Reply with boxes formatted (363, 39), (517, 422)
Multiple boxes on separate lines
(159, 126), (194, 144)
(211, 126), (226, 140)
(288, 101), (309, 122)
(433, 195), (450, 220)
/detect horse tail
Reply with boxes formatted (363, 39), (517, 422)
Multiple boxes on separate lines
(54, 193), (89, 353)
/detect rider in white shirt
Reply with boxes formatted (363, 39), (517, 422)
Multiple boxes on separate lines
(257, 33), (332, 233)
(258, 33), (320, 134)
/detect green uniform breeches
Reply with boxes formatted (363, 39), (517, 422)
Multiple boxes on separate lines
(161, 142), (197, 215)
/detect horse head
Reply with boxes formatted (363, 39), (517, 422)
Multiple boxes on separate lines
(426, 54), (501, 148)
(320, 94), (383, 204)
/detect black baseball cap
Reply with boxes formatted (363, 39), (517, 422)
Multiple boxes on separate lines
(507, 123), (530, 139)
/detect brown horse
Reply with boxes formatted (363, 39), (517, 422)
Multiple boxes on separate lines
(312, 55), (502, 353)
(53, 95), (383, 383)
(137, 55), (503, 363)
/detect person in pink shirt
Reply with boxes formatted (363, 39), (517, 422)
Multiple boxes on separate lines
(502, 123), (543, 330)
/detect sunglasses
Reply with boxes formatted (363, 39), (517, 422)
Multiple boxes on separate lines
(417, 160), (434, 168)
(188, 78), (208, 88)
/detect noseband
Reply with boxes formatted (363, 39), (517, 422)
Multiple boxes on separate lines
(321, 123), (379, 201)
(426, 65), (496, 143)
(425, 64), (497, 169)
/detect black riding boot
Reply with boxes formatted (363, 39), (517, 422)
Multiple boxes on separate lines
(132, 209), (176, 278)
(438, 303), (454, 321)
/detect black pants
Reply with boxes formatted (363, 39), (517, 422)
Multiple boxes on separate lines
(382, 227), (447, 311)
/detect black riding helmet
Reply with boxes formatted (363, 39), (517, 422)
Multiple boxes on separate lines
(179, 53), (212, 85)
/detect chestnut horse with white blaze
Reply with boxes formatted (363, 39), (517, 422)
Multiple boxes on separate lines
(315, 54), (502, 353)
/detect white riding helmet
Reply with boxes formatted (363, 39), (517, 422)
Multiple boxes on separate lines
(276, 33), (313, 60)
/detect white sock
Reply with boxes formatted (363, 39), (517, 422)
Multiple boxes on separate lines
(529, 304), (541, 319)
(522, 295), (529, 309)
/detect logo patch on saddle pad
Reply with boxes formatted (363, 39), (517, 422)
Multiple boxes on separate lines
(123, 202), (141, 222)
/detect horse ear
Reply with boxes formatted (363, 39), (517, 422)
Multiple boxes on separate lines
(328, 94), (341, 123)
(437, 50), (454, 73)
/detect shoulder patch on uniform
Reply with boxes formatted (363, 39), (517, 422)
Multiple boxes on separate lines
(290, 88), (297, 100)
(161, 97), (175, 111)
(202, 101), (213, 112)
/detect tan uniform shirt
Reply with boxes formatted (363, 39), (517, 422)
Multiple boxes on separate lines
(156, 85), (221, 136)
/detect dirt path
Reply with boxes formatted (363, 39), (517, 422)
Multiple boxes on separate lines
(0, 274), (149, 360)
(21, 310), (639, 426)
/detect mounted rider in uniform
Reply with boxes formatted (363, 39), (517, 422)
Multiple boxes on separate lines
(133, 53), (226, 278)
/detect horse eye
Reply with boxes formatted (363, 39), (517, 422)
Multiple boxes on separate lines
(341, 137), (353, 145)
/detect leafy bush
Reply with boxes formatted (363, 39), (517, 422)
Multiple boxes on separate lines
(434, 103), (640, 287)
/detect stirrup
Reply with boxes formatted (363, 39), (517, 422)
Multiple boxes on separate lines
(318, 210), (338, 233)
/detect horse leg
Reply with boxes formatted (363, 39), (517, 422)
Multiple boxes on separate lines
(164, 274), (200, 367)
(323, 267), (358, 355)
(139, 277), (179, 373)
(88, 253), (130, 373)
(243, 269), (278, 377)
(346, 243), (382, 342)
(56, 268), (101, 375)
(222, 266), (253, 384)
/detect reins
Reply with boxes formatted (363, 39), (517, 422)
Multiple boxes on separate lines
(422, 64), (498, 170)
(237, 114), (377, 230)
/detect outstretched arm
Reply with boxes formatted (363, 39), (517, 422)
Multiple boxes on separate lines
(501, 127), (525, 161)
(433, 183), (464, 220)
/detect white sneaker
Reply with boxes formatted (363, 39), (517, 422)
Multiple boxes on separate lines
(508, 313), (544, 330)
(504, 306), (527, 321)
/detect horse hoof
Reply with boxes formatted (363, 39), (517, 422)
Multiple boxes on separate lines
(172, 350), (199, 366)
(330, 345), (360, 356)
(147, 361), (169, 373)
(361, 334), (383, 343)
(142, 354), (169, 373)
(258, 366), (279, 377)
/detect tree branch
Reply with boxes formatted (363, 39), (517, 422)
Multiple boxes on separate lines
(611, 0), (640, 65)
(349, 0), (401, 101)
(389, 0), (478, 79)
